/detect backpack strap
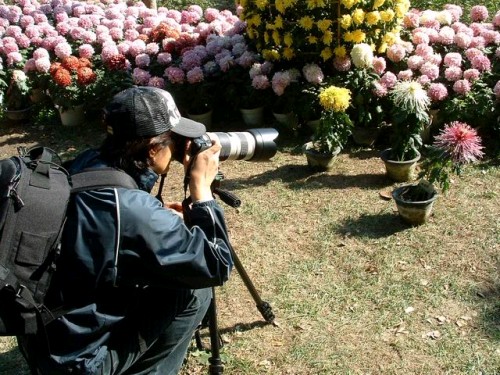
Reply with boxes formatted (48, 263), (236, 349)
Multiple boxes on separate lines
(70, 168), (138, 192)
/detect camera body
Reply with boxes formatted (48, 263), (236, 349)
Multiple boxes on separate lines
(174, 128), (279, 162)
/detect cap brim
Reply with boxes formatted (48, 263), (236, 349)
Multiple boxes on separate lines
(171, 117), (206, 138)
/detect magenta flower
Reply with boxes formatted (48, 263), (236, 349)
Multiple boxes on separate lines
(434, 122), (484, 163)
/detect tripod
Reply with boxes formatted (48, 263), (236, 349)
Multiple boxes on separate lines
(194, 175), (276, 374)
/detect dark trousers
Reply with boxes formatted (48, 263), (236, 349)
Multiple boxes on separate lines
(19, 287), (211, 375)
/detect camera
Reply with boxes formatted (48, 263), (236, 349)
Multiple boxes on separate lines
(175, 128), (279, 162)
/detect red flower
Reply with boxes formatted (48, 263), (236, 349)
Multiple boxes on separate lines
(105, 54), (127, 71)
(53, 68), (72, 87)
(433, 121), (484, 164)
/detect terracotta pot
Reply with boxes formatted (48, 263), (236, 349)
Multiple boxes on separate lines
(392, 184), (438, 225)
(380, 148), (421, 182)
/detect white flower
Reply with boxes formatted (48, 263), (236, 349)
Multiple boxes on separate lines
(436, 10), (453, 25)
(350, 43), (374, 69)
(12, 70), (27, 82)
(391, 80), (430, 117)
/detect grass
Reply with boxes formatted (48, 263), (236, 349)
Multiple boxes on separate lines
(0, 111), (499, 375)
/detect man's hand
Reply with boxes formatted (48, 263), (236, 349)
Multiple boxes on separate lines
(165, 201), (183, 219)
(183, 138), (221, 202)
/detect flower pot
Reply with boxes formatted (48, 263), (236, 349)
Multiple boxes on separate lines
(187, 109), (213, 129)
(58, 105), (85, 127)
(306, 118), (321, 131)
(351, 126), (381, 147)
(303, 141), (341, 172)
(380, 148), (421, 182)
(240, 106), (264, 127)
(29, 88), (48, 104)
(392, 184), (438, 225)
(4, 107), (32, 122)
(272, 111), (297, 130)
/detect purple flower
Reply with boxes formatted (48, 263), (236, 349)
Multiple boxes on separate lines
(147, 76), (165, 89)
(186, 66), (204, 84)
(133, 67), (151, 85)
(135, 53), (150, 68)
(157, 52), (172, 65)
(434, 121), (484, 164)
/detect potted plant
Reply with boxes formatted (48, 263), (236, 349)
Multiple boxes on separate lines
(2, 70), (32, 121)
(303, 85), (353, 171)
(381, 80), (431, 182)
(392, 121), (484, 225)
(46, 55), (99, 126)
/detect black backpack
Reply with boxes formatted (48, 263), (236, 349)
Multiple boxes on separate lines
(0, 146), (137, 336)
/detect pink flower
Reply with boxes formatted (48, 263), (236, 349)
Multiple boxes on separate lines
(453, 79), (471, 95)
(252, 74), (270, 90)
(6, 51), (22, 66)
(372, 56), (386, 75)
(271, 71), (291, 96)
(444, 66), (462, 81)
(403, 12), (420, 28)
(454, 32), (472, 48)
(412, 31), (429, 45)
(470, 6), (488, 22)
(397, 69), (413, 80)
(415, 43), (433, 59)
(465, 48), (483, 61)
(469, 36), (486, 49)
(444, 4), (463, 22)
(332, 56), (351, 72)
(470, 55), (491, 72)
(53, 41), (72, 59)
(157, 52), (172, 65)
(438, 26), (455, 45)
(386, 43), (406, 63)
(494, 11), (500, 28)
(494, 80), (500, 99)
(443, 52), (462, 67)
(302, 63), (324, 84)
(419, 62), (439, 80)
(433, 122), (484, 163)
(380, 71), (397, 88)
(463, 69), (480, 81)
(204, 8), (220, 22)
(186, 67), (204, 84)
(373, 81), (388, 97)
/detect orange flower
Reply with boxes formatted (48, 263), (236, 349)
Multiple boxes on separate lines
(49, 62), (62, 76)
(76, 67), (96, 85)
(53, 68), (72, 87)
(62, 56), (80, 71)
(78, 57), (92, 68)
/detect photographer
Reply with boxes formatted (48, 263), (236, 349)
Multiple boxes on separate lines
(18, 87), (234, 374)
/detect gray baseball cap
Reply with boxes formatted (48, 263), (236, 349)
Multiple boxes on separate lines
(104, 86), (206, 141)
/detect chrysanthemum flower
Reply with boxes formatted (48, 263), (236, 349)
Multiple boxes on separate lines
(53, 68), (72, 87)
(319, 86), (351, 113)
(433, 122), (484, 164)
(390, 80), (430, 116)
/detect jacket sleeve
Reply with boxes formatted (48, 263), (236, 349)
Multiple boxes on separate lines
(117, 189), (234, 289)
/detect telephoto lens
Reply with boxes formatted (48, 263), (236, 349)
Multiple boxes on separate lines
(192, 128), (279, 161)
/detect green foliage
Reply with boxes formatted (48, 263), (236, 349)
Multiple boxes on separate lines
(312, 111), (353, 154)
(158, 0), (235, 10)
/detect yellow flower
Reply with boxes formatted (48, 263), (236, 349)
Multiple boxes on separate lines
(284, 32), (293, 46)
(264, 31), (270, 44)
(283, 47), (295, 60)
(322, 30), (334, 45)
(378, 42), (388, 53)
(239, 0), (248, 7)
(317, 19), (332, 32)
(275, 0), (285, 13)
(319, 86), (351, 113)
(352, 9), (365, 25)
(343, 31), (354, 42)
(341, 0), (356, 10)
(249, 14), (261, 27)
(395, 3), (409, 18)
(351, 29), (366, 43)
(380, 9), (395, 22)
(334, 45), (347, 58)
(255, 0), (268, 10)
(275, 15), (284, 29)
(299, 16), (314, 30)
(307, 0), (326, 9)
(272, 30), (281, 45)
(382, 31), (398, 45)
(307, 35), (318, 44)
(320, 47), (333, 61)
(365, 11), (381, 26)
(339, 15), (352, 30)
(247, 28), (256, 40)
(262, 49), (280, 61)
(373, 0), (385, 9)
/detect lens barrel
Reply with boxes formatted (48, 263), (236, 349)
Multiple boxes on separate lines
(207, 128), (279, 162)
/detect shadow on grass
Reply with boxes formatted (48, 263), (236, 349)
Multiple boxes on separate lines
(0, 346), (29, 374)
(476, 275), (500, 341)
(334, 212), (410, 239)
(224, 164), (392, 192)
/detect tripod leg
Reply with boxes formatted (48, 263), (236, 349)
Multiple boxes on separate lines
(231, 248), (276, 325)
(207, 287), (224, 374)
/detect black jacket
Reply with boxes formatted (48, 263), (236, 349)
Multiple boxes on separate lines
(41, 149), (233, 373)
